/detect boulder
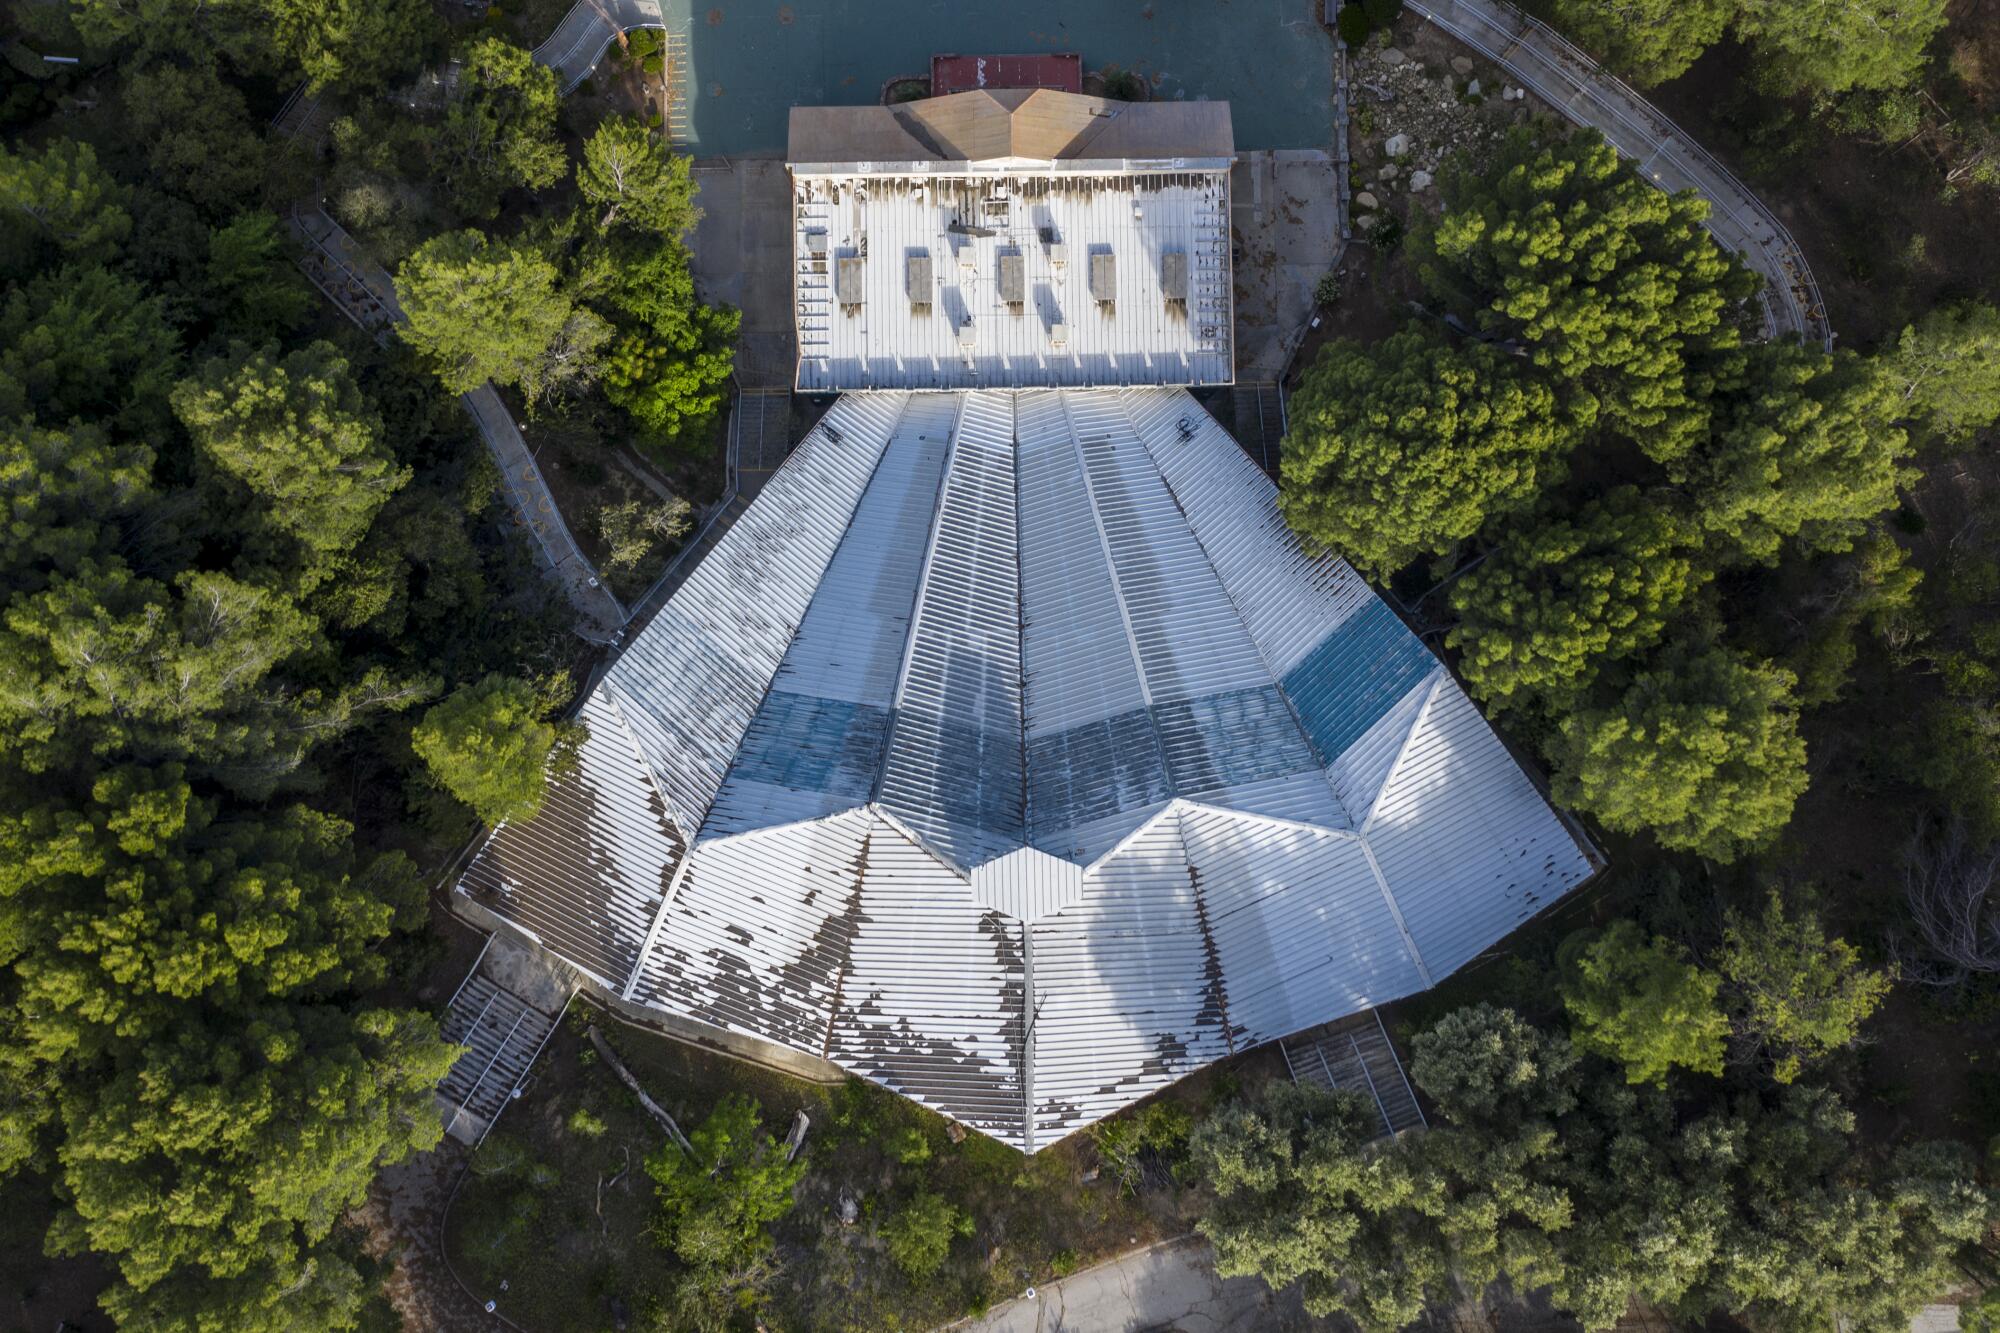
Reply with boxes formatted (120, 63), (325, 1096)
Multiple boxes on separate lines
(1355, 213), (1379, 230)
(1409, 169), (1435, 190)
(1377, 163), (1399, 181)
(1466, 78), (1481, 97)
(1356, 190), (1380, 209)
(1384, 132), (1412, 158)
(1381, 48), (1409, 66)
(1450, 55), (1474, 75)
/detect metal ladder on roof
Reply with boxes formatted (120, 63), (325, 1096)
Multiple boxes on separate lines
(1281, 1009), (1427, 1139)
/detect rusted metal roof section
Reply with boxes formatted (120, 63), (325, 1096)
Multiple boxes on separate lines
(458, 386), (1596, 1153)
(458, 692), (684, 991)
(598, 393), (909, 839)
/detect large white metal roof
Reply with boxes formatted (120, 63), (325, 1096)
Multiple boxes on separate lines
(460, 389), (1595, 1149)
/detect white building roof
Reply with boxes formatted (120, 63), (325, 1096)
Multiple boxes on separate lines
(790, 90), (1234, 394)
(459, 389), (1596, 1150)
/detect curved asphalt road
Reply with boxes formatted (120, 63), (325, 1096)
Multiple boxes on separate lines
(532, 0), (666, 93)
(1404, 0), (1833, 348)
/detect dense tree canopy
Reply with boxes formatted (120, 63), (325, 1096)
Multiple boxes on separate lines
(1889, 301), (2000, 446)
(1718, 891), (1892, 1083)
(1545, 0), (1730, 87)
(1548, 640), (1808, 861)
(437, 37), (568, 219)
(578, 116), (702, 237)
(1193, 1004), (1993, 1333)
(1448, 488), (1704, 711)
(1558, 921), (1730, 1086)
(395, 230), (575, 396)
(1281, 324), (1574, 574)
(412, 674), (559, 827)
(1735, 0), (1949, 95)
(1415, 129), (1758, 461)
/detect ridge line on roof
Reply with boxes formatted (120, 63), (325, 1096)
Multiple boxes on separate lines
(1355, 831), (1434, 988)
(1360, 670), (1448, 835)
(593, 685), (694, 844)
(620, 824), (698, 1001)
(1007, 393), (1035, 865)
(1020, 923), (1037, 1152)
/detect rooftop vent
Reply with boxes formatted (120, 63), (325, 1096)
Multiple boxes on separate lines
(804, 230), (827, 255)
(904, 251), (932, 310)
(835, 255), (865, 307)
(1161, 250), (1187, 302)
(997, 251), (1025, 306)
(1048, 242), (1068, 269)
(1088, 251), (1116, 305)
(1049, 321), (1069, 348)
(957, 319), (978, 349)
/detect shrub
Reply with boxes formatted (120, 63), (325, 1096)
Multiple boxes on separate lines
(881, 1191), (973, 1280)
(1315, 271), (1342, 305)
(1336, 3), (1373, 46)
(889, 1125), (931, 1165)
(1362, 0), (1403, 26)
(567, 1107), (607, 1138)
(1100, 67), (1145, 101)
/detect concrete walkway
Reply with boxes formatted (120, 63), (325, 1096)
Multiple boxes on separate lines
(1403, 0), (1832, 348)
(960, 1237), (1329, 1333)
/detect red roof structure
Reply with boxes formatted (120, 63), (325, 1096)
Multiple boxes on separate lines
(930, 52), (1083, 97)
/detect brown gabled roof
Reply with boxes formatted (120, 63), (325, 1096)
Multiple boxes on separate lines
(788, 90), (1233, 165)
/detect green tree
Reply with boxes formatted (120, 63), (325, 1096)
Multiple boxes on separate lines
(0, 264), (180, 436)
(600, 307), (738, 446)
(1548, 640), (1808, 861)
(48, 1004), (451, 1318)
(437, 37), (567, 219)
(1414, 129), (1758, 461)
(1717, 890), (1890, 1083)
(395, 230), (575, 396)
(0, 139), (132, 270)
(881, 1191), (973, 1280)
(1280, 324), (1574, 574)
(578, 116), (701, 235)
(124, 58), (267, 220)
(0, 563), (316, 783)
(411, 674), (557, 826)
(1559, 921), (1730, 1086)
(1408, 1002), (1582, 1126)
(1888, 301), (2000, 446)
(1546, 0), (1729, 86)
(172, 340), (410, 567)
(1448, 488), (1704, 711)
(0, 419), (154, 597)
(1735, 0), (1948, 95)
(1675, 345), (1915, 567)
(260, 0), (439, 91)
(645, 1093), (804, 1271)
(203, 212), (314, 339)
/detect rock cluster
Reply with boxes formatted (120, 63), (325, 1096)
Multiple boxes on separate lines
(1348, 41), (1521, 219)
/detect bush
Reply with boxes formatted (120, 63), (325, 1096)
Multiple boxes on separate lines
(1370, 213), (1404, 253)
(1362, 0), (1403, 26)
(889, 1125), (931, 1165)
(881, 1192), (973, 1281)
(1100, 67), (1145, 101)
(1314, 271), (1342, 305)
(567, 1107), (606, 1138)
(1336, 4), (1373, 46)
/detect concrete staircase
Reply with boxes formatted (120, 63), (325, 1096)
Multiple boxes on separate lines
(435, 938), (576, 1145)
(735, 388), (795, 497)
(1282, 1010), (1426, 1139)
(1231, 381), (1285, 477)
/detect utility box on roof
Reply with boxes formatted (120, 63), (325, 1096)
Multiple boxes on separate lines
(835, 255), (865, 305)
(1088, 251), (1116, 304)
(997, 251), (1025, 305)
(905, 251), (932, 307)
(1161, 250), (1188, 301)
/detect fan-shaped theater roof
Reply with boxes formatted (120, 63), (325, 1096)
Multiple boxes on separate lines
(459, 388), (1596, 1150)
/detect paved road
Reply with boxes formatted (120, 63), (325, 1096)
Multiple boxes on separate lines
(1404, 0), (1832, 349)
(960, 1238), (1330, 1333)
(532, 0), (664, 92)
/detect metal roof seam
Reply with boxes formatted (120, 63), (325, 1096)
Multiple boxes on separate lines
(1020, 926), (1038, 1152)
(619, 840), (697, 1002)
(1360, 671), (1448, 836)
(1007, 392), (1037, 856)
(1354, 832), (1435, 988)
(1059, 391), (1157, 710)
(883, 393), (967, 721)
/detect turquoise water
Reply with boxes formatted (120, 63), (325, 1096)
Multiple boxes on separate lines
(669, 0), (1335, 155)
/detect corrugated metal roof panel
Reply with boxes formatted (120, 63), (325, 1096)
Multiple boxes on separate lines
(970, 846), (1086, 922)
(877, 392), (1024, 867)
(1122, 388), (1376, 677)
(1364, 684), (1595, 976)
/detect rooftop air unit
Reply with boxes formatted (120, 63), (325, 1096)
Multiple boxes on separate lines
(1049, 321), (1069, 347)
(997, 251), (1025, 306)
(957, 319), (978, 350)
(1088, 251), (1116, 305)
(835, 255), (865, 307)
(1161, 250), (1188, 303)
(1049, 242), (1068, 270)
(905, 251), (932, 310)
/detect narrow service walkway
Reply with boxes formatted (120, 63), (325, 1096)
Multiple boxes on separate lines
(1404, 0), (1832, 348)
